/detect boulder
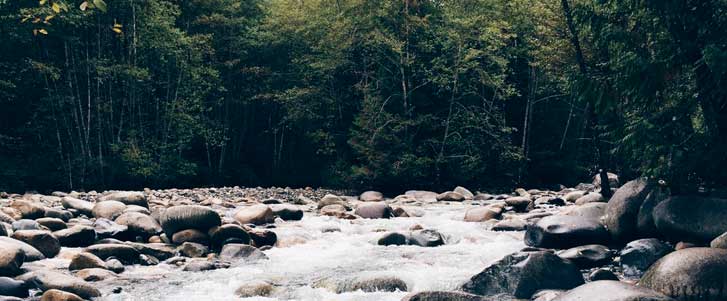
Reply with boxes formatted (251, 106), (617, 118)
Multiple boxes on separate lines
(454, 187), (475, 200)
(10, 200), (45, 219)
(402, 291), (489, 301)
(40, 289), (84, 301)
(563, 191), (586, 203)
(319, 204), (354, 219)
(337, 276), (407, 293)
(408, 229), (445, 247)
(179, 242), (208, 258)
(84, 244), (139, 265)
(575, 193), (605, 205)
(0, 245), (24, 277)
(61, 197), (94, 216)
(556, 244), (613, 268)
(491, 218), (527, 232)
(248, 229), (277, 247)
(219, 244), (268, 262)
(53, 225), (96, 247)
(0, 277), (27, 298)
(114, 212), (162, 237)
(589, 269), (619, 281)
(0, 237), (44, 261)
(75, 268), (116, 282)
(270, 205), (303, 221)
(68, 252), (106, 271)
(593, 172), (620, 189)
(636, 188), (669, 238)
(126, 242), (176, 261)
(464, 206), (502, 222)
(235, 280), (273, 298)
(171, 229), (209, 245)
(11, 230), (60, 258)
(505, 196), (532, 212)
(18, 270), (100, 299)
(462, 251), (584, 299)
(619, 238), (672, 278)
(317, 194), (347, 209)
(710, 232), (727, 249)
(233, 205), (274, 225)
(92, 201), (127, 220)
(159, 205), (222, 237)
(560, 203), (606, 221)
(35, 218), (66, 232)
(377, 232), (407, 246)
(209, 224), (250, 249)
(552, 280), (672, 301)
(359, 191), (384, 202)
(639, 248), (727, 301)
(436, 191), (465, 202)
(99, 191), (147, 207)
(43, 208), (72, 221)
(525, 215), (609, 249)
(93, 218), (132, 240)
(603, 178), (652, 243)
(354, 202), (394, 219)
(11, 219), (44, 231)
(652, 196), (727, 243)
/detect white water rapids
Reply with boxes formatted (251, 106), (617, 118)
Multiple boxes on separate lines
(99, 203), (525, 301)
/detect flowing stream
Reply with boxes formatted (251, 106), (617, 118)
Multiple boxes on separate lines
(99, 203), (525, 301)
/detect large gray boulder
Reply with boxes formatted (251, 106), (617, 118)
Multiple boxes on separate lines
(159, 205), (221, 236)
(619, 238), (672, 278)
(114, 212), (162, 237)
(553, 280), (673, 301)
(603, 178), (652, 243)
(636, 188), (669, 238)
(639, 248), (727, 301)
(525, 215), (609, 249)
(461, 251), (584, 299)
(354, 202), (393, 219)
(652, 196), (727, 243)
(17, 270), (100, 299)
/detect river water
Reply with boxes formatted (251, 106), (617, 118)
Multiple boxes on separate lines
(99, 203), (525, 301)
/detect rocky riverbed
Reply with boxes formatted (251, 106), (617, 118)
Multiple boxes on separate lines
(1, 176), (726, 301)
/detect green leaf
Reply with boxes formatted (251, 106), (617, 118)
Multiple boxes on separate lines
(92, 0), (107, 12)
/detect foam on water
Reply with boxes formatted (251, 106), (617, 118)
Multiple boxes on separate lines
(100, 204), (525, 301)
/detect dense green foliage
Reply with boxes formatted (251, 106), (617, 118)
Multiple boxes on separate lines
(0, 0), (725, 193)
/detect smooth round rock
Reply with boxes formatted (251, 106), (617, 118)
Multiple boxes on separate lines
(338, 276), (407, 293)
(172, 229), (209, 245)
(0, 236), (44, 261)
(408, 229), (445, 247)
(556, 244), (613, 268)
(270, 205), (303, 221)
(317, 194), (347, 209)
(61, 197), (94, 216)
(35, 218), (67, 232)
(653, 196), (727, 243)
(552, 280), (672, 301)
(69, 252), (107, 271)
(360, 191), (384, 202)
(464, 206), (502, 222)
(575, 193), (605, 205)
(99, 191), (147, 207)
(377, 232), (407, 246)
(11, 230), (60, 258)
(10, 200), (45, 219)
(710, 232), (727, 249)
(619, 238), (672, 277)
(603, 178), (652, 243)
(54, 225), (96, 247)
(40, 289), (84, 301)
(235, 280), (273, 298)
(0, 245), (24, 277)
(354, 202), (393, 219)
(436, 191), (465, 202)
(0, 277), (28, 298)
(234, 205), (274, 225)
(525, 215), (610, 249)
(114, 212), (162, 237)
(505, 196), (532, 212)
(219, 244), (268, 262)
(639, 248), (727, 301)
(84, 244), (139, 264)
(17, 270), (100, 299)
(92, 201), (127, 220)
(159, 205), (222, 237)
(209, 224), (250, 249)
(589, 269), (619, 281)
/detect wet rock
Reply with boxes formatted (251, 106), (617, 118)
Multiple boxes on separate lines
(563, 191), (586, 203)
(492, 218), (526, 231)
(92, 218), (132, 240)
(639, 248), (727, 301)
(317, 194), (347, 209)
(560, 203), (606, 221)
(575, 193), (605, 205)
(68, 252), (106, 271)
(54, 225), (96, 247)
(525, 215), (609, 249)
(0, 245), (24, 276)
(338, 276), (407, 293)
(35, 218), (66, 232)
(104, 259), (124, 273)
(320, 204), (355, 219)
(377, 232), (407, 246)
(75, 268), (116, 281)
(43, 208), (72, 222)
(556, 244), (613, 268)
(11, 219), (44, 231)
(114, 212), (162, 237)
(436, 191), (465, 202)
(139, 254), (159, 266)
(636, 188), (669, 238)
(454, 187), (474, 200)
(270, 205), (303, 221)
(159, 205), (221, 237)
(0, 277), (27, 298)
(84, 244), (139, 265)
(61, 197), (94, 216)
(408, 229), (445, 247)
(183, 259), (220, 272)
(710, 232), (727, 249)
(589, 269), (619, 281)
(505, 196), (532, 212)
(360, 191), (384, 202)
(461, 251), (584, 299)
(234, 205), (275, 225)
(92, 201), (127, 220)
(619, 238), (672, 278)
(172, 229), (209, 245)
(248, 228), (277, 247)
(99, 191), (147, 207)
(126, 242), (176, 261)
(653, 196), (727, 243)
(11, 230), (60, 258)
(533, 289), (565, 301)
(235, 280), (273, 298)
(552, 280), (672, 301)
(179, 242), (208, 258)
(464, 206), (502, 222)
(40, 289), (84, 301)
(219, 244), (268, 262)
(354, 202), (393, 219)
(0, 236), (44, 261)
(603, 178), (652, 243)
(402, 291), (490, 301)
(18, 270), (100, 299)
(10, 200), (45, 219)
(209, 224), (250, 249)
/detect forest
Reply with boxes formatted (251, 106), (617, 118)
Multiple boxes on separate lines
(0, 0), (725, 194)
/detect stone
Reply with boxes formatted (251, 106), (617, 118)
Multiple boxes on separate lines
(11, 230), (60, 258)
(436, 191), (465, 202)
(235, 281), (273, 298)
(172, 229), (209, 245)
(270, 205), (303, 221)
(592, 172), (620, 189)
(710, 232), (727, 249)
(461, 251), (584, 299)
(234, 205), (275, 225)
(575, 193), (605, 205)
(464, 206), (502, 222)
(589, 269), (619, 281)
(84, 244), (139, 264)
(40, 289), (84, 301)
(0, 236), (44, 261)
(182, 259), (218, 272)
(560, 202), (607, 221)
(105, 259), (124, 273)
(636, 188), (669, 238)
(219, 244), (268, 262)
(69, 252), (106, 271)
(619, 238), (672, 278)
(492, 218), (526, 231)
(377, 232), (407, 246)
(563, 191), (586, 203)
(552, 280), (673, 301)
(320, 204), (355, 219)
(10, 200), (45, 219)
(159, 205), (221, 237)
(0, 245), (24, 277)
(454, 187), (475, 200)
(603, 178), (652, 243)
(639, 248), (727, 301)
(99, 191), (147, 207)
(209, 224), (250, 249)
(126, 242), (176, 261)
(354, 202), (393, 219)
(402, 291), (489, 301)
(408, 229), (445, 247)
(675, 241), (698, 250)
(61, 197), (94, 216)
(338, 276), (407, 293)
(114, 212), (162, 237)
(43, 208), (72, 221)
(359, 191), (384, 202)
(525, 215), (610, 249)
(0, 277), (27, 298)
(179, 242), (208, 258)
(93, 218), (132, 240)
(92, 201), (127, 220)
(248, 229), (277, 247)
(11, 219), (43, 231)
(556, 244), (613, 268)
(505, 196), (532, 212)
(18, 270), (100, 299)
(54, 225), (96, 247)
(317, 194), (347, 209)
(75, 268), (116, 281)
(653, 196), (727, 243)
(35, 218), (67, 232)
(533, 290), (565, 301)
